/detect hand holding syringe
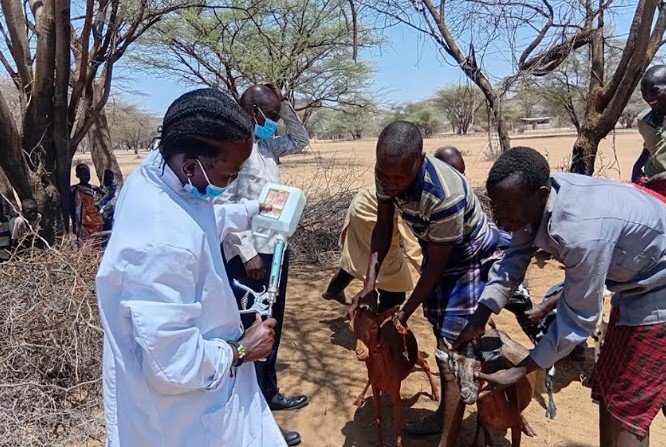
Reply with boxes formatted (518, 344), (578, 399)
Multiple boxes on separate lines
(235, 184), (306, 362)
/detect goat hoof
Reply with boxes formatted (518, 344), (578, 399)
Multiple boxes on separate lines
(545, 408), (557, 419)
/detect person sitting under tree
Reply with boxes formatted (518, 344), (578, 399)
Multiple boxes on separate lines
(10, 198), (42, 250)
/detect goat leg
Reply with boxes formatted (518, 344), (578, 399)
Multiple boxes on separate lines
(471, 414), (485, 447)
(545, 365), (557, 419)
(483, 426), (494, 447)
(510, 424), (522, 447)
(416, 352), (440, 402)
(354, 379), (371, 406)
(371, 383), (383, 447)
(520, 414), (536, 437)
(390, 385), (404, 447)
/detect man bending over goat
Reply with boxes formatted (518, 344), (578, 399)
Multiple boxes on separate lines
(347, 121), (511, 446)
(455, 147), (666, 447)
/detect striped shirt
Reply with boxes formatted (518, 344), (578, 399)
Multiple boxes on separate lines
(378, 154), (489, 246)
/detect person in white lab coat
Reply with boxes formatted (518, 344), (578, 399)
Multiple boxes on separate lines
(96, 88), (287, 447)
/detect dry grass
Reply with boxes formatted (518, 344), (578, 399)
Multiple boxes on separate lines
(0, 239), (104, 447)
(287, 153), (367, 265)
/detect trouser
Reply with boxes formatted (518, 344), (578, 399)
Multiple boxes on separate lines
(328, 268), (406, 309)
(223, 249), (289, 401)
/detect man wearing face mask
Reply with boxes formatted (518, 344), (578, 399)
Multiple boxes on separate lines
(221, 83), (310, 446)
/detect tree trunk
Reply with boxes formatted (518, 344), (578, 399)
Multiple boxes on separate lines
(89, 106), (123, 185)
(570, 124), (603, 175)
(0, 167), (15, 208)
(0, 90), (32, 199)
(53, 0), (71, 232)
(569, 0), (666, 175)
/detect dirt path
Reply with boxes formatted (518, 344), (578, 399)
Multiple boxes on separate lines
(274, 259), (666, 446)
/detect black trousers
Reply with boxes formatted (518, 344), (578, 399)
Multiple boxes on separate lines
(223, 249), (289, 401)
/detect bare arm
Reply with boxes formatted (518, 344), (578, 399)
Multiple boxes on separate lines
(633, 148), (649, 182)
(347, 199), (395, 316)
(398, 242), (453, 323)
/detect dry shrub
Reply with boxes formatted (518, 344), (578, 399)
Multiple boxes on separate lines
(0, 239), (104, 446)
(474, 186), (494, 220)
(285, 153), (367, 265)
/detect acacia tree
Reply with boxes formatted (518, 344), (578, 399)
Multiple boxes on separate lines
(370, 0), (578, 152)
(137, 0), (377, 126)
(521, 1), (666, 174)
(374, 0), (666, 174)
(105, 100), (161, 153)
(0, 0), (202, 240)
(435, 84), (483, 134)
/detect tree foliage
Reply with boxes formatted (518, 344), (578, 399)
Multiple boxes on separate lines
(435, 84), (483, 135)
(0, 0), (201, 240)
(137, 0), (379, 125)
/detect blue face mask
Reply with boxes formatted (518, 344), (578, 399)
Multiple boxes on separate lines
(254, 108), (279, 140)
(183, 160), (232, 201)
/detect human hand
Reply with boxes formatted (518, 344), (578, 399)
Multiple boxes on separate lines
(451, 304), (493, 351)
(239, 314), (277, 362)
(264, 82), (286, 102)
(259, 203), (273, 212)
(476, 367), (526, 399)
(244, 255), (266, 280)
(346, 288), (377, 320)
(525, 302), (550, 323)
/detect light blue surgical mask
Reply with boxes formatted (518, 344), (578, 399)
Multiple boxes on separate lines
(254, 108), (279, 140)
(183, 160), (232, 201)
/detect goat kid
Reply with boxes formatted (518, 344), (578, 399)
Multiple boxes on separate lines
(350, 300), (439, 447)
(505, 282), (610, 419)
(442, 324), (537, 447)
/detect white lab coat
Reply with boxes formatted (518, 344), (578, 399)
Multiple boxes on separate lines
(96, 151), (286, 447)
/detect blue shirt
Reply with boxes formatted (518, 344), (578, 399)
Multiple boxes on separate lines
(480, 172), (666, 368)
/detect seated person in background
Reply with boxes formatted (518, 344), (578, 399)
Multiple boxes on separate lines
(70, 164), (104, 241)
(0, 199), (12, 262)
(99, 169), (119, 232)
(10, 198), (42, 249)
(323, 146), (466, 309)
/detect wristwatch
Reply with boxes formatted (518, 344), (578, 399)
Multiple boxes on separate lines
(229, 341), (247, 367)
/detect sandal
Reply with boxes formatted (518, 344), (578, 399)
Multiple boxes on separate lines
(403, 412), (442, 436)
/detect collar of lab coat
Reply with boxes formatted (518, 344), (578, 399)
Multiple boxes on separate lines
(141, 150), (194, 200)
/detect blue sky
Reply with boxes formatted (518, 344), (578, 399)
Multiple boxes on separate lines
(119, 4), (638, 116)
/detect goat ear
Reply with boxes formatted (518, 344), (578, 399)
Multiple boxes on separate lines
(377, 306), (399, 323)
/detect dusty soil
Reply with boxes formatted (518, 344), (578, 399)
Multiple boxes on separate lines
(75, 129), (666, 446)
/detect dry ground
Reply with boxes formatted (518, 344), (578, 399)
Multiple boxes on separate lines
(74, 129), (666, 446)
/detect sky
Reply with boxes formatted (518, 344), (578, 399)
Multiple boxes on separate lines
(118, 3), (638, 117)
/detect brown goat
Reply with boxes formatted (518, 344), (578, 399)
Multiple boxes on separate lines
(350, 301), (439, 447)
(443, 323), (537, 447)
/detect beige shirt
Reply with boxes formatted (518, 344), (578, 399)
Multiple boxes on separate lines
(339, 187), (422, 292)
